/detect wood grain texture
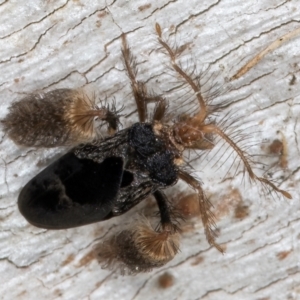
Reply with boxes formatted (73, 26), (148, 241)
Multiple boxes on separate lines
(0, 0), (299, 299)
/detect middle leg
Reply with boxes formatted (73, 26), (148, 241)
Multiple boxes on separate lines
(121, 34), (167, 123)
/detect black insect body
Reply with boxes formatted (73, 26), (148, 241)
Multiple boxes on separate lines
(18, 153), (125, 229)
(19, 123), (179, 229)
(3, 24), (291, 275)
(18, 121), (182, 273)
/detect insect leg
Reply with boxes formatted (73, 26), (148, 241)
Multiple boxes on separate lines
(201, 124), (292, 199)
(2, 89), (121, 147)
(98, 99), (122, 135)
(178, 170), (224, 253)
(153, 190), (180, 232)
(152, 97), (168, 122)
(122, 34), (148, 122)
(94, 190), (181, 274)
(122, 34), (168, 123)
(156, 23), (207, 123)
(65, 89), (121, 137)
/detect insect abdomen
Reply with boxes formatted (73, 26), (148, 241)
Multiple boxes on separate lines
(18, 153), (124, 229)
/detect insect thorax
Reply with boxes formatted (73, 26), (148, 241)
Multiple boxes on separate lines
(127, 122), (179, 187)
(74, 122), (180, 188)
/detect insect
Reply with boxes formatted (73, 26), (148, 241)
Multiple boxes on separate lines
(2, 24), (291, 275)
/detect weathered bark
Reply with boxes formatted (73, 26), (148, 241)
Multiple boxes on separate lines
(0, 1), (299, 299)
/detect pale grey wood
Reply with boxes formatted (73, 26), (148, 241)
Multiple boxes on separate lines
(0, 1), (299, 299)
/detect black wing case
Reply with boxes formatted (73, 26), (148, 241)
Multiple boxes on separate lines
(18, 152), (124, 229)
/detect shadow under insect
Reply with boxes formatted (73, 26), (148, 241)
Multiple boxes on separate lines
(2, 23), (291, 275)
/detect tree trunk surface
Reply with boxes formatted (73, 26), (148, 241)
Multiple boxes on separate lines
(0, 1), (299, 299)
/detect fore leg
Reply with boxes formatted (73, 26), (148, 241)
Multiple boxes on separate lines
(201, 124), (292, 199)
(156, 24), (291, 200)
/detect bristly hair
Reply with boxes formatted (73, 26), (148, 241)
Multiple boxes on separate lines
(2, 88), (121, 147)
(94, 216), (180, 275)
(154, 27), (231, 123)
